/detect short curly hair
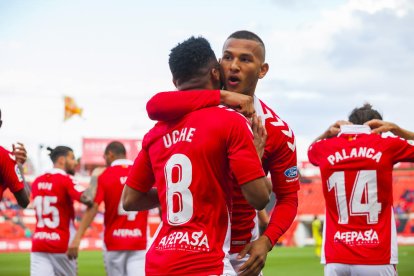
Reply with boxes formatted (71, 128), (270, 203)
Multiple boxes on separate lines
(169, 36), (218, 84)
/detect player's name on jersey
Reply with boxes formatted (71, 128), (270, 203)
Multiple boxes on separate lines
(37, 182), (53, 190)
(328, 147), (382, 165)
(163, 127), (196, 148)
(156, 230), (210, 252)
(334, 229), (379, 246)
(33, 231), (60, 240)
(112, 228), (143, 238)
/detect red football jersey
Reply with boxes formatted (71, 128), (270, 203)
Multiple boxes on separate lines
(94, 159), (148, 251)
(230, 97), (299, 252)
(0, 146), (25, 199)
(146, 91), (299, 251)
(126, 106), (265, 275)
(31, 169), (83, 253)
(308, 125), (414, 265)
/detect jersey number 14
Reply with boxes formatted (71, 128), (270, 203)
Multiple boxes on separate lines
(328, 170), (382, 224)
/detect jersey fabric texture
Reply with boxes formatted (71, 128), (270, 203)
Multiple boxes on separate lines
(126, 106), (265, 276)
(94, 159), (148, 251)
(146, 90), (299, 250)
(31, 168), (83, 253)
(308, 125), (414, 265)
(0, 146), (24, 199)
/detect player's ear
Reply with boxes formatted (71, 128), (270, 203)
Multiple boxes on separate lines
(172, 78), (178, 88)
(259, 63), (269, 79)
(211, 67), (220, 82)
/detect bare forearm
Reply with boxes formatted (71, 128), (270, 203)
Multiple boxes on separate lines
(123, 187), (160, 211)
(73, 204), (99, 244)
(393, 126), (414, 140)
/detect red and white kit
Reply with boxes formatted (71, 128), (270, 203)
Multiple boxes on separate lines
(146, 90), (299, 255)
(95, 159), (148, 251)
(0, 146), (24, 199)
(126, 106), (265, 276)
(308, 125), (414, 265)
(31, 168), (84, 253)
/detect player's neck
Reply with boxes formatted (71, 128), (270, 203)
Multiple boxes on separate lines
(176, 78), (216, 91)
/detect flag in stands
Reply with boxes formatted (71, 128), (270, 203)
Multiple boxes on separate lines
(64, 96), (83, 121)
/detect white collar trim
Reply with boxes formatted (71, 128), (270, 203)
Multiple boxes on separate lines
(46, 168), (67, 176)
(339, 125), (371, 135)
(111, 159), (133, 167)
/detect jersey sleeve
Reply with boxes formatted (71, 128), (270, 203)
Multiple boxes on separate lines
(226, 114), (265, 185)
(307, 140), (324, 166)
(126, 147), (155, 193)
(0, 147), (25, 193)
(94, 175), (104, 204)
(146, 90), (221, 121)
(389, 137), (414, 163)
(267, 133), (300, 195)
(66, 177), (82, 202)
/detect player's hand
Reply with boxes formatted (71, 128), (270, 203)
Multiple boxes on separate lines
(326, 120), (351, 138)
(12, 142), (27, 165)
(238, 236), (273, 276)
(220, 90), (255, 117)
(252, 114), (267, 160)
(80, 193), (93, 208)
(67, 240), (80, 260)
(364, 119), (396, 134)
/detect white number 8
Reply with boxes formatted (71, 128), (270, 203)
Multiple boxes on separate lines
(164, 154), (193, 226)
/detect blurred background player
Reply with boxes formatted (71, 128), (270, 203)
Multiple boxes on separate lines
(308, 103), (414, 276)
(67, 141), (149, 275)
(312, 215), (322, 258)
(30, 146), (93, 276)
(146, 30), (299, 275)
(0, 108), (30, 208)
(122, 36), (271, 276)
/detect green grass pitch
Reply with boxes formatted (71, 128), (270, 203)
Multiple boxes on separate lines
(0, 246), (413, 275)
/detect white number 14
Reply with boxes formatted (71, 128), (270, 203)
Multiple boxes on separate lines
(328, 170), (382, 224)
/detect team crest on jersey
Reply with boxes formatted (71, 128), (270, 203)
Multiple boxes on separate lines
(407, 140), (414, 146)
(14, 164), (24, 182)
(284, 166), (298, 178)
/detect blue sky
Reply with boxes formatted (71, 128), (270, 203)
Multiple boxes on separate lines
(1, 0), (413, 171)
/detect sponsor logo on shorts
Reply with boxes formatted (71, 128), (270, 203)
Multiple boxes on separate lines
(334, 229), (379, 246)
(284, 166), (298, 178)
(156, 230), (210, 252)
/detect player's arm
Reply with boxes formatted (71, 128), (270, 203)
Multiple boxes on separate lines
(241, 177), (271, 210)
(66, 179), (93, 208)
(12, 143), (31, 208)
(1, 146), (30, 208)
(312, 120), (351, 143)
(67, 203), (99, 260)
(258, 209), (270, 234)
(122, 147), (159, 211)
(146, 90), (255, 121)
(365, 119), (414, 140)
(122, 186), (159, 211)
